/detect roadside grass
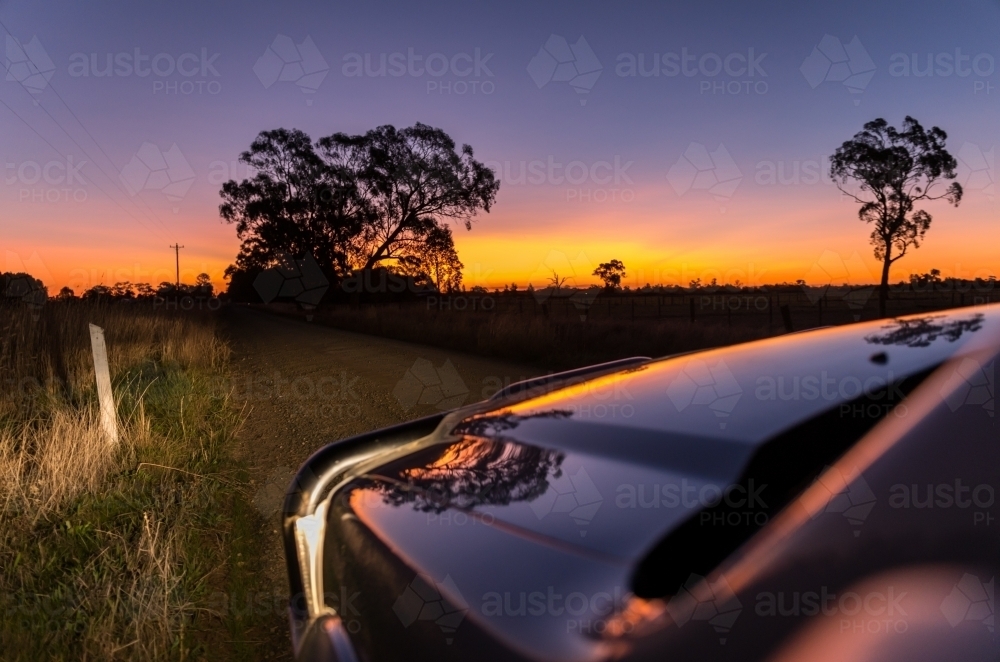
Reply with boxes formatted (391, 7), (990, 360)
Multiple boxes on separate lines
(0, 301), (274, 661)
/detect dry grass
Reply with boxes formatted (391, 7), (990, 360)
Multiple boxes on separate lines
(0, 409), (121, 519)
(0, 300), (244, 661)
(0, 301), (227, 421)
(0, 302), (226, 521)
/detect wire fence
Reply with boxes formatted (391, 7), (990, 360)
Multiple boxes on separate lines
(318, 286), (997, 332)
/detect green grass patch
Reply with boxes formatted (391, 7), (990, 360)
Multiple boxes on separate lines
(0, 307), (276, 661)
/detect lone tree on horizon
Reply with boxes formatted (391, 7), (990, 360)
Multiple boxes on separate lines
(830, 116), (962, 317)
(593, 260), (626, 290)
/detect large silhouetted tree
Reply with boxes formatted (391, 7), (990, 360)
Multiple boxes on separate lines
(219, 128), (364, 282)
(220, 123), (497, 297)
(317, 122), (499, 273)
(830, 116), (962, 317)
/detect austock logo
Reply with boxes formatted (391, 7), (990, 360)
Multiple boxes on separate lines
(67, 46), (222, 95)
(666, 573), (742, 645)
(119, 142), (195, 209)
(753, 157), (835, 188)
(615, 46), (769, 96)
(615, 479), (769, 528)
(5, 156), (88, 204)
(528, 466), (603, 537)
(527, 34), (602, 105)
(755, 584), (909, 634)
(941, 573), (994, 632)
(666, 143), (742, 212)
(807, 465), (877, 536)
(955, 142), (995, 201)
(341, 46), (495, 96)
(800, 34), (876, 104)
(888, 48), (996, 92)
(940, 357), (995, 417)
(252, 253), (330, 312)
(393, 358), (470, 411)
(5, 35), (55, 94)
(252, 465), (295, 517)
(888, 480), (995, 529)
(527, 250), (604, 321)
(481, 155), (635, 204)
(254, 35), (329, 104)
(665, 358), (743, 429)
(801, 250), (876, 318)
(393, 574), (469, 644)
(2, 273), (45, 306)
(479, 585), (633, 635)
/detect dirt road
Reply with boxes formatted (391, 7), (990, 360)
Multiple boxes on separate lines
(221, 306), (540, 659)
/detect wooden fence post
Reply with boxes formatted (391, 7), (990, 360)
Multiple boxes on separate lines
(89, 324), (118, 445)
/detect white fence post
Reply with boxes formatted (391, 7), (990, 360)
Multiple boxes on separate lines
(88, 324), (118, 445)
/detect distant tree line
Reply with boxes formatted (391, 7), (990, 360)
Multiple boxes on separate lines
(54, 275), (216, 301)
(0, 273), (215, 305)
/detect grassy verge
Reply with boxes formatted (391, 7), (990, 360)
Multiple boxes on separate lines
(0, 301), (273, 661)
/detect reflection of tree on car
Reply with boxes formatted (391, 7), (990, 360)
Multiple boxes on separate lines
(371, 436), (564, 514)
(865, 314), (983, 347)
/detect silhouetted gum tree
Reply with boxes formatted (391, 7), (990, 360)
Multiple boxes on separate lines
(218, 128), (364, 282)
(593, 259), (626, 289)
(830, 116), (962, 317)
(316, 122), (499, 273)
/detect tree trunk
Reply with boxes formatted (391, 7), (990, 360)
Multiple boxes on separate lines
(879, 246), (892, 319)
(363, 214), (415, 271)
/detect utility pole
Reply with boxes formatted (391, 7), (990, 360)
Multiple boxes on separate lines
(170, 244), (184, 287)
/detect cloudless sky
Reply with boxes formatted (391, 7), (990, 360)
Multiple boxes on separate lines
(1, 0), (998, 291)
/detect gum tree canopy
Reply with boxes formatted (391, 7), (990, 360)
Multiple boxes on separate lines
(318, 122), (499, 276)
(220, 123), (499, 294)
(830, 116), (962, 317)
(219, 128), (363, 278)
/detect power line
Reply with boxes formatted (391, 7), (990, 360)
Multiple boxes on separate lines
(0, 93), (170, 244)
(0, 22), (175, 238)
(0, 34), (176, 235)
(170, 244), (184, 286)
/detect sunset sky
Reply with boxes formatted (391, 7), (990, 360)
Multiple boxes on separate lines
(1, 0), (997, 292)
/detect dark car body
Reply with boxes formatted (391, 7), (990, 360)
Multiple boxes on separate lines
(284, 306), (999, 661)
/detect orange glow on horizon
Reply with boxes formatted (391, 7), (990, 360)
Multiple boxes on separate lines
(5, 183), (997, 294)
